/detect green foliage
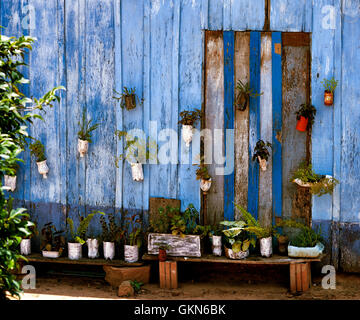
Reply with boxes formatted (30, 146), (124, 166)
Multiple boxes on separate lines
(149, 206), (179, 234)
(234, 80), (263, 111)
(193, 224), (213, 239)
(321, 77), (338, 93)
(77, 110), (99, 142)
(220, 220), (256, 252)
(178, 109), (202, 126)
(40, 222), (65, 253)
(291, 161), (339, 196)
(29, 140), (46, 162)
(252, 140), (272, 162)
(67, 211), (103, 244)
(99, 212), (124, 243)
(124, 213), (142, 247)
(0, 134), (22, 178)
(295, 103), (317, 127)
(194, 163), (211, 180)
(130, 280), (144, 294)
(113, 87), (144, 110)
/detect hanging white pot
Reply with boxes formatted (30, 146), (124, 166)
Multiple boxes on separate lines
(258, 156), (267, 171)
(103, 242), (115, 260)
(68, 242), (82, 260)
(211, 235), (222, 256)
(130, 163), (144, 182)
(87, 238), (99, 259)
(78, 139), (89, 157)
(20, 239), (31, 256)
(4, 175), (17, 192)
(200, 178), (212, 193)
(36, 160), (49, 179)
(224, 246), (249, 260)
(182, 125), (193, 147)
(260, 237), (273, 258)
(124, 245), (139, 263)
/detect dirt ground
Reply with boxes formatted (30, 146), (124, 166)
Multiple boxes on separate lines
(17, 272), (360, 300)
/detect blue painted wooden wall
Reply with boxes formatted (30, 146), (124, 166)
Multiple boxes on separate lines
(1, 0), (360, 272)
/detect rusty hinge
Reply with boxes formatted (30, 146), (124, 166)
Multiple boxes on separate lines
(274, 43), (281, 55)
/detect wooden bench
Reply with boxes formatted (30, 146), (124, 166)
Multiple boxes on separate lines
(142, 253), (322, 293)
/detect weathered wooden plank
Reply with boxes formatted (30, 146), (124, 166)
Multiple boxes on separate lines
(148, 233), (201, 257)
(301, 263), (309, 291)
(248, 31), (261, 220)
(231, 0), (265, 31)
(159, 261), (166, 289)
(296, 263), (302, 291)
(208, 0), (223, 30)
(289, 263), (296, 292)
(204, 31), (224, 225)
(259, 32), (272, 228)
(223, 0), (231, 31)
(282, 35), (311, 222)
(170, 261), (178, 289)
(270, 0), (312, 32)
(223, 31), (235, 221)
(272, 32), (282, 224)
(234, 32), (250, 218)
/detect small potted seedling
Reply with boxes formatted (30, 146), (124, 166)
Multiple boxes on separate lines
(124, 214), (142, 263)
(40, 222), (65, 258)
(195, 163), (212, 193)
(295, 103), (316, 132)
(113, 87), (144, 110)
(29, 140), (49, 179)
(4, 162), (19, 192)
(100, 213), (124, 260)
(234, 80), (263, 111)
(77, 110), (100, 157)
(321, 77), (338, 106)
(252, 140), (272, 171)
(178, 109), (202, 147)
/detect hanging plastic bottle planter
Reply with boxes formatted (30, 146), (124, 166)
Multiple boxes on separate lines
(30, 140), (49, 179)
(178, 109), (201, 147)
(252, 140), (272, 172)
(321, 77), (338, 106)
(77, 110), (100, 157)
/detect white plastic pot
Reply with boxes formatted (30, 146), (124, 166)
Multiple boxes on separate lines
(124, 245), (139, 263)
(288, 242), (324, 258)
(68, 242), (82, 260)
(224, 246), (249, 260)
(258, 156), (267, 172)
(36, 160), (49, 179)
(78, 139), (89, 157)
(200, 178), (212, 193)
(42, 250), (60, 258)
(293, 175), (333, 188)
(20, 239), (31, 256)
(130, 163), (144, 182)
(103, 242), (115, 260)
(211, 235), (222, 256)
(260, 237), (273, 257)
(87, 238), (99, 259)
(182, 125), (193, 147)
(4, 175), (17, 192)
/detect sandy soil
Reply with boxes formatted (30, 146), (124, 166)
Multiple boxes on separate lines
(17, 273), (360, 300)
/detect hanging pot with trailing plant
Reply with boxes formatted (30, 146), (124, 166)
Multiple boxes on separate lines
(295, 103), (316, 132)
(178, 109), (201, 147)
(30, 140), (49, 179)
(252, 140), (272, 172)
(321, 77), (338, 106)
(195, 161), (212, 193)
(234, 80), (263, 111)
(113, 87), (144, 111)
(77, 110), (99, 157)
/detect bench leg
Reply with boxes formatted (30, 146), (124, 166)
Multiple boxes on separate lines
(290, 262), (311, 293)
(159, 261), (178, 289)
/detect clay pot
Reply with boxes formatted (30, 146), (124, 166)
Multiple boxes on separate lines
(78, 139), (89, 157)
(4, 175), (17, 192)
(296, 116), (308, 132)
(68, 242), (82, 260)
(130, 163), (144, 182)
(124, 94), (136, 110)
(260, 237), (273, 258)
(200, 178), (212, 193)
(182, 125), (193, 147)
(158, 248), (167, 262)
(324, 91), (334, 106)
(36, 160), (49, 179)
(20, 239), (31, 256)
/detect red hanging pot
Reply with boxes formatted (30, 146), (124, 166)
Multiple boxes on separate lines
(324, 91), (334, 106)
(158, 249), (167, 262)
(296, 116), (309, 132)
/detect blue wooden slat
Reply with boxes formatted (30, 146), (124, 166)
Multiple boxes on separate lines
(223, 31), (234, 221)
(208, 0), (223, 30)
(248, 31), (261, 220)
(231, 0), (265, 31)
(272, 32), (282, 224)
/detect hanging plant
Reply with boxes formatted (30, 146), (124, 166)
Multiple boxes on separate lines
(321, 77), (338, 106)
(29, 140), (49, 179)
(178, 109), (202, 147)
(295, 103), (317, 132)
(113, 87), (144, 110)
(4, 162), (19, 192)
(252, 140), (272, 171)
(77, 110), (100, 157)
(234, 80), (263, 111)
(194, 161), (212, 193)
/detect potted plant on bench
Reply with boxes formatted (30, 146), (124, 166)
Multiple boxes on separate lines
(29, 140), (49, 179)
(252, 140), (272, 171)
(295, 103), (316, 132)
(40, 222), (65, 258)
(147, 204), (202, 257)
(321, 77), (338, 106)
(291, 161), (339, 196)
(234, 80), (263, 111)
(100, 212), (124, 260)
(178, 109), (201, 147)
(77, 110), (100, 157)
(124, 214), (143, 263)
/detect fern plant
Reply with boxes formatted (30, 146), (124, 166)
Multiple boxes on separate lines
(113, 87), (144, 110)
(77, 110), (100, 142)
(100, 212), (124, 242)
(234, 80), (263, 111)
(67, 211), (103, 244)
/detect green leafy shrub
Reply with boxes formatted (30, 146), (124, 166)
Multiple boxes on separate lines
(100, 212), (124, 243)
(67, 211), (103, 244)
(77, 110), (99, 142)
(220, 220), (255, 253)
(29, 140), (46, 162)
(130, 280), (144, 294)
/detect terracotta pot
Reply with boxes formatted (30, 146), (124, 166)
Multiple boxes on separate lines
(296, 116), (308, 132)
(324, 91), (334, 106)
(125, 94), (136, 110)
(158, 248), (167, 262)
